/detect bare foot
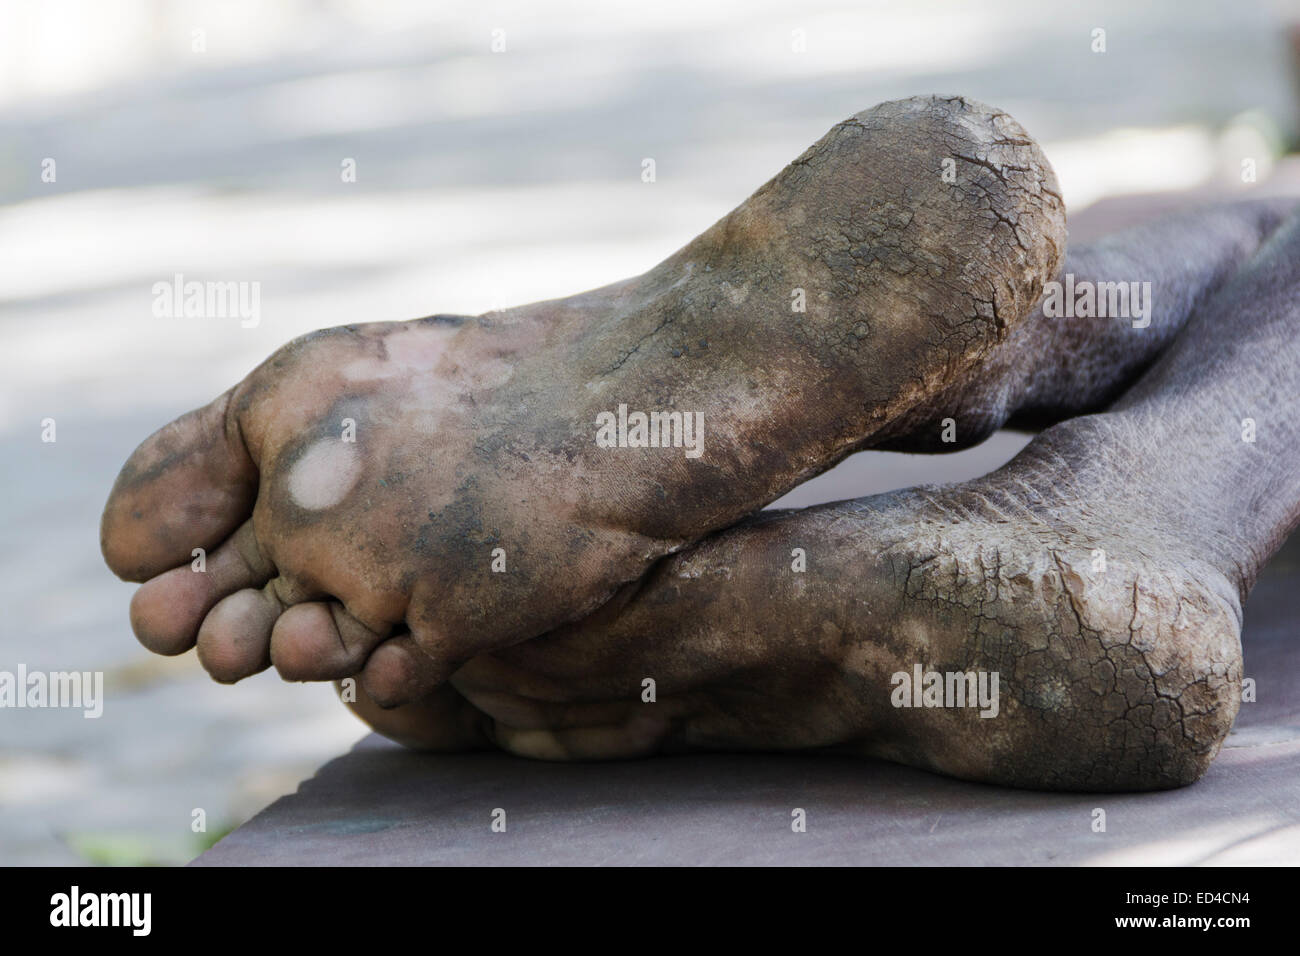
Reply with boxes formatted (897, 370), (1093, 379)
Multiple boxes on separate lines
(362, 205), (1300, 790)
(101, 95), (1064, 706)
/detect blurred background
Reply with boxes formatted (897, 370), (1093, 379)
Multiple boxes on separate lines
(2, 0), (1299, 865)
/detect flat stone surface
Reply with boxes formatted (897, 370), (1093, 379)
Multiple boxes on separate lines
(194, 537), (1300, 867)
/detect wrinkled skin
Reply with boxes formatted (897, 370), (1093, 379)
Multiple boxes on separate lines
(355, 200), (1300, 792)
(102, 95), (1064, 706)
(99, 92), (1300, 792)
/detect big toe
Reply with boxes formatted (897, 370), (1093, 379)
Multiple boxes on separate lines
(101, 386), (257, 582)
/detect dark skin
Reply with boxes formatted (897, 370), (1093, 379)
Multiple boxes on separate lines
(101, 95), (1064, 705)
(98, 92), (1299, 791)
(355, 199), (1300, 792)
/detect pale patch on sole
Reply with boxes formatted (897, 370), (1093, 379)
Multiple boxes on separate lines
(287, 440), (363, 510)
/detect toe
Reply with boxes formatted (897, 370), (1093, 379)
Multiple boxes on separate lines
(128, 521), (275, 655)
(195, 584), (284, 683)
(341, 682), (491, 751)
(359, 635), (448, 708)
(492, 711), (670, 761)
(454, 688), (635, 732)
(101, 386), (258, 582)
(451, 656), (635, 730)
(270, 602), (388, 681)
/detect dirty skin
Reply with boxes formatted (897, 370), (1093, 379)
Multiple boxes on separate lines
(100, 95), (1300, 791)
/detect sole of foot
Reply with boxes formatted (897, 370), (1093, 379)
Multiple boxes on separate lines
(349, 205), (1300, 791)
(410, 417), (1242, 791)
(102, 95), (1065, 707)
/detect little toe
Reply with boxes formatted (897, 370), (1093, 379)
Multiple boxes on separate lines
(270, 602), (388, 681)
(195, 584), (284, 683)
(101, 386), (258, 582)
(451, 656), (636, 731)
(341, 682), (491, 752)
(454, 688), (637, 733)
(128, 521), (274, 655)
(358, 634), (449, 709)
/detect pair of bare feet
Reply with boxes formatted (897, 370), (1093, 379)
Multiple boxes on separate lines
(101, 96), (1300, 791)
